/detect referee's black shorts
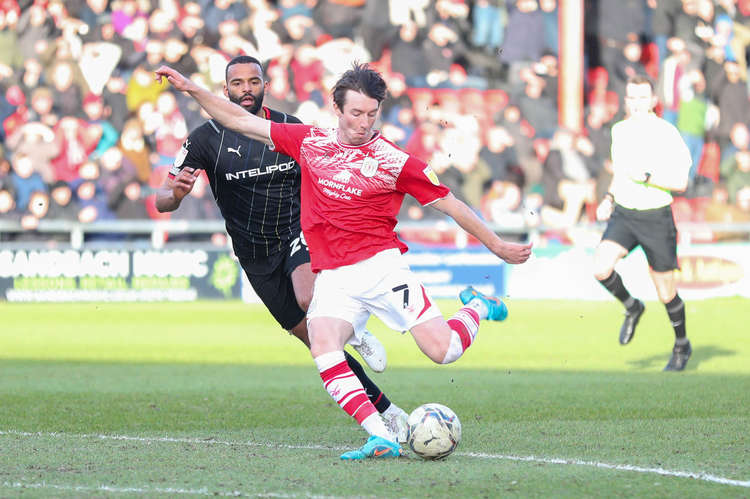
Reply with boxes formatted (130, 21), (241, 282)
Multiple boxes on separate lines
(602, 204), (679, 272)
(238, 236), (310, 331)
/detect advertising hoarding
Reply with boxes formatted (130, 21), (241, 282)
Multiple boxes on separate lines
(0, 248), (241, 302)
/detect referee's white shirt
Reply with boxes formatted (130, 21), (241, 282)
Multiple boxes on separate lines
(610, 113), (692, 210)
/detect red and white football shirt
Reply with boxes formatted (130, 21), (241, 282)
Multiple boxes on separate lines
(270, 123), (450, 272)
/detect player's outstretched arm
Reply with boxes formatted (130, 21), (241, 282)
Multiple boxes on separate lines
(431, 193), (532, 264)
(154, 65), (272, 145)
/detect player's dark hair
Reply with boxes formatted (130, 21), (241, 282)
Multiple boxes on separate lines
(225, 55), (264, 82)
(332, 62), (387, 111)
(627, 74), (654, 91)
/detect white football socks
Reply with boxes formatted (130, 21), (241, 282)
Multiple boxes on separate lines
(382, 403), (404, 419)
(362, 413), (394, 441)
(464, 298), (489, 320)
(315, 350), (393, 441)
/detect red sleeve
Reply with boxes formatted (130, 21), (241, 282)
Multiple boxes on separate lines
(269, 122), (314, 160)
(395, 155), (450, 206)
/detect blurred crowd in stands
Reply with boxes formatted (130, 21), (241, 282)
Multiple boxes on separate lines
(0, 0), (749, 244)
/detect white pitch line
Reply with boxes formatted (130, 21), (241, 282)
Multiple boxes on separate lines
(462, 452), (750, 488)
(2, 430), (749, 489)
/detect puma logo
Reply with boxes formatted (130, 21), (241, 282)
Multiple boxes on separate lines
(227, 145), (242, 157)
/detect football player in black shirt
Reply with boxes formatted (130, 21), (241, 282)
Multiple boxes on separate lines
(156, 56), (408, 439)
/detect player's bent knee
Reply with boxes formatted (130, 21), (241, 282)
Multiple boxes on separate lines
(308, 317), (352, 357)
(439, 351), (459, 364)
(425, 336), (454, 364)
(290, 321), (310, 348)
(309, 336), (340, 357)
(296, 296), (311, 312)
(414, 337), (448, 364)
(593, 267), (612, 281)
(594, 242), (626, 280)
(439, 330), (465, 364)
(431, 351), (449, 364)
(410, 322), (452, 364)
(593, 253), (618, 281)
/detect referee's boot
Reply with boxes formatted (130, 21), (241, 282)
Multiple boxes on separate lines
(619, 299), (645, 345)
(663, 340), (692, 371)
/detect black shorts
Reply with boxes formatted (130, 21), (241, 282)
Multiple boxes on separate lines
(602, 204), (679, 272)
(238, 235), (310, 331)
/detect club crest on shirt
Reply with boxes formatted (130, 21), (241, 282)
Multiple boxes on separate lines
(174, 140), (190, 168)
(360, 156), (378, 178)
(423, 165), (440, 186)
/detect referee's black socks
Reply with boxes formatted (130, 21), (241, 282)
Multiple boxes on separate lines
(598, 271), (638, 311)
(665, 294), (687, 341)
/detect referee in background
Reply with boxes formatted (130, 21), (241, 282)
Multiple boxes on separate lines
(593, 74), (693, 371)
(155, 56), (409, 436)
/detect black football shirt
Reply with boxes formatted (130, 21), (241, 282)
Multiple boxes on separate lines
(169, 107), (302, 260)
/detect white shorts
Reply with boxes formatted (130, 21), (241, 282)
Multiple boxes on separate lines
(308, 248), (443, 339)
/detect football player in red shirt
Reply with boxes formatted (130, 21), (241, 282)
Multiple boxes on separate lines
(156, 63), (532, 460)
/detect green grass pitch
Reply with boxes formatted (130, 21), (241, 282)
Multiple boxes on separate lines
(1, 298), (748, 497)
